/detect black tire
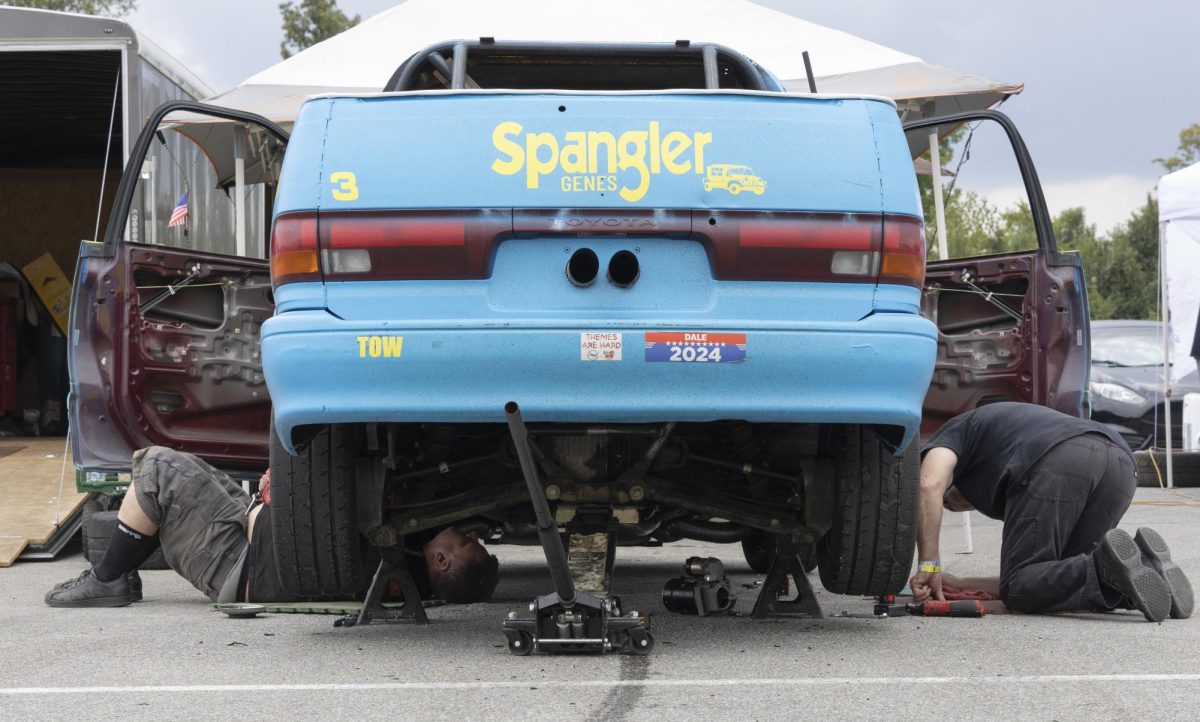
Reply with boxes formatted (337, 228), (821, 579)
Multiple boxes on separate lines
(816, 426), (919, 596)
(1134, 450), (1200, 488)
(269, 422), (366, 600)
(83, 510), (170, 570)
(741, 530), (816, 574)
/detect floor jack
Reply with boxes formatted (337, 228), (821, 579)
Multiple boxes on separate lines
(501, 402), (654, 656)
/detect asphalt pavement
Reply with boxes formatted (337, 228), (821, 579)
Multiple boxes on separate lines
(2, 487), (1199, 721)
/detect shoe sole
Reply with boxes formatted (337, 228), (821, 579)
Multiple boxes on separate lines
(1136, 527), (1194, 620)
(45, 595), (133, 608)
(1096, 529), (1172, 623)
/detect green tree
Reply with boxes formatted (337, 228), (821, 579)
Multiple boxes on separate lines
(279, 0), (360, 59)
(1154, 123), (1200, 172)
(5, 0), (135, 15)
(1090, 197), (1159, 320)
(1051, 206), (1113, 319)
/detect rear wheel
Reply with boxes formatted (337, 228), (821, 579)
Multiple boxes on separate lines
(729, 183), (742, 195)
(816, 426), (919, 595)
(269, 422), (366, 600)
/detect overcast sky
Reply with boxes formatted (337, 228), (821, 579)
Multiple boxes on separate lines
(126, 0), (1199, 233)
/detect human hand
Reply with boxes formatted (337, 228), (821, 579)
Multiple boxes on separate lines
(909, 570), (945, 603)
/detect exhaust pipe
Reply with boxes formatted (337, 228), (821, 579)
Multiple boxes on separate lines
(607, 250), (640, 287)
(566, 248), (599, 287)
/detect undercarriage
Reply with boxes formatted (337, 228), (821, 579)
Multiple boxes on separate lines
(268, 405), (919, 623)
(347, 416), (834, 555)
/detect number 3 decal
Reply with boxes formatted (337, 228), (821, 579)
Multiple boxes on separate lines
(330, 171), (359, 201)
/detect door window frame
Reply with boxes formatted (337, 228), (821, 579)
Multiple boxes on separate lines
(903, 109), (1074, 266)
(86, 100), (289, 260)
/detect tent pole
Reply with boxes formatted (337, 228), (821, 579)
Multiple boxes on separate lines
(929, 131), (949, 261)
(930, 127), (968, 543)
(234, 127), (247, 258)
(1161, 220), (1174, 488)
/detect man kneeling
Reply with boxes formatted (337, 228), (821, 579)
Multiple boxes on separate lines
(46, 447), (499, 607)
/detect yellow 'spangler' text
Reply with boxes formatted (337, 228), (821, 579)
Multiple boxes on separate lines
(357, 335), (403, 358)
(490, 121), (712, 203)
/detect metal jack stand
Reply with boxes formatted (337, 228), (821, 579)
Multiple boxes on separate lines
(501, 401), (653, 656)
(751, 536), (823, 619)
(335, 545), (429, 627)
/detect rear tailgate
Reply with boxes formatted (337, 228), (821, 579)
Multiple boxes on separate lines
(273, 91), (921, 323)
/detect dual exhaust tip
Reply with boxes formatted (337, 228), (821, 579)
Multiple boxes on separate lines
(567, 248), (640, 288)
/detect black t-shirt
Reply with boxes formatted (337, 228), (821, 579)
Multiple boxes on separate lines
(245, 506), (433, 602)
(922, 402), (1132, 520)
(245, 504), (290, 603)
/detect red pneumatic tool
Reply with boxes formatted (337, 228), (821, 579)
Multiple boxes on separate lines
(906, 600), (986, 617)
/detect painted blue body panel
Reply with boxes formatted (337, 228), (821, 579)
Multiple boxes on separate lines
(262, 297), (937, 454)
(275, 92), (920, 216)
(265, 91), (936, 455)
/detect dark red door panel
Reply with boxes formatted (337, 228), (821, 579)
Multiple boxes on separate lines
(920, 250), (1089, 438)
(70, 245), (273, 471)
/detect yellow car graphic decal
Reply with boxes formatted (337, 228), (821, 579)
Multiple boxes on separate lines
(703, 163), (767, 195)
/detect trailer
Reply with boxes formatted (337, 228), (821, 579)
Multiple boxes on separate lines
(0, 7), (213, 564)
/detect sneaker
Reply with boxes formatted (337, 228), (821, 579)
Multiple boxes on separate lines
(129, 570), (144, 602)
(1135, 527), (1193, 620)
(1095, 529), (1172, 623)
(44, 568), (134, 608)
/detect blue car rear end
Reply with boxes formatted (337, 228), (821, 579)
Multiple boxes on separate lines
(262, 91), (936, 451)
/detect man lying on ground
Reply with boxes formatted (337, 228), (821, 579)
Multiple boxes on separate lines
(45, 446), (499, 608)
(910, 402), (1193, 622)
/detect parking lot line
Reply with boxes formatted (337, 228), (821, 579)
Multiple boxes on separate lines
(4, 673), (1200, 696)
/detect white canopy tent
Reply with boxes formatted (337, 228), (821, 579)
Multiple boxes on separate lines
(204, 0), (1021, 125)
(1159, 161), (1200, 484)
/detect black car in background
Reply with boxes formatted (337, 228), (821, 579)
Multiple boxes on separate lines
(1091, 320), (1200, 450)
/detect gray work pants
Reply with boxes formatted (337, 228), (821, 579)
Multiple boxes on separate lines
(999, 434), (1136, 613)
(132, 447), (250, 601)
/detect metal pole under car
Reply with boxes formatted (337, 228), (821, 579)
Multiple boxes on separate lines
(504, 401), (576, 607)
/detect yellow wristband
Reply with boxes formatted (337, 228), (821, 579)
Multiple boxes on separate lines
(919, 563), (943, 573)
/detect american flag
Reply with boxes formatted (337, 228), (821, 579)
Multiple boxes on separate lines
(167, 191), (188, 228)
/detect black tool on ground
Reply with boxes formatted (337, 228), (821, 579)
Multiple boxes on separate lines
(751, 535), (823, 619)
(500, 401), (654, 655)
(334, 545), (429, 627)
(906, 600), (986, 618)
(873, 594), (907, 617)
(662, 556), (737, 616)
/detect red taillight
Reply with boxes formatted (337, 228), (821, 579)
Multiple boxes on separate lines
(694, 211), (883, 282)
(268, 208), (925, 287)
(880, 215), (926, 288)
(690, 211), (925, 285)
(270, 211), (319, 288)
(320, 210), (511, 280)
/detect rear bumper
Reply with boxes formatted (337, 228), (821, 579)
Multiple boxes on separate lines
(262, 311), (937, 454)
